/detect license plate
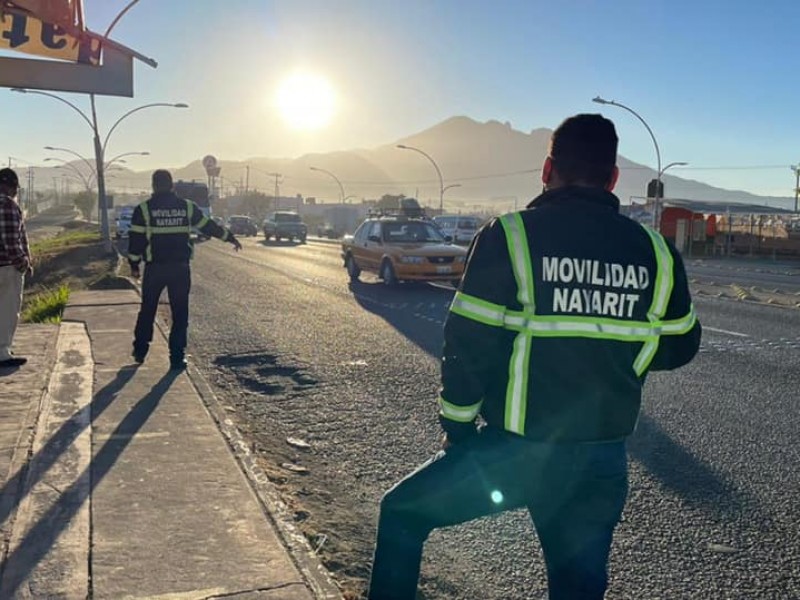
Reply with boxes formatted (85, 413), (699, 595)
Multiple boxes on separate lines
(436, 266), (452, 274)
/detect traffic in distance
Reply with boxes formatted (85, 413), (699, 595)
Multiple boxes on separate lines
(115, 193), (482, 288)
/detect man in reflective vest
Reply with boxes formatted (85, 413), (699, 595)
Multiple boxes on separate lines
(128, 169), (241, 370)
(368, 114), (701, 600)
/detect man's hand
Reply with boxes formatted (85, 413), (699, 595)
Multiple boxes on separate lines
(231, 237), (242, 252)
(15, 259), (31, 277)
(130, 264), (141, 279)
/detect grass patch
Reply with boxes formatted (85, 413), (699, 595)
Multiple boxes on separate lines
(22, 285), (70, 324)
(30, 227), (101, 256)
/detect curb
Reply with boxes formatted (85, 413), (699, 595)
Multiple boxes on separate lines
(118, 264), (343, 599)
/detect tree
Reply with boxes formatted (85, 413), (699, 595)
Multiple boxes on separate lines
(73, 191), (95, 220)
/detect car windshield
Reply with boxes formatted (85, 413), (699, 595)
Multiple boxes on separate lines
(275, 213), (301, 222)
(457, 219), (479, 229)
(382, 221), (445, 243)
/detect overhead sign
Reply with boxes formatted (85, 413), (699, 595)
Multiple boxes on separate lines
(5, 0), (83, 31)
(0, 11), (99, 64)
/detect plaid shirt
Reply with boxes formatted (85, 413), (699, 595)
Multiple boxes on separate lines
(0, 193), (30, 268)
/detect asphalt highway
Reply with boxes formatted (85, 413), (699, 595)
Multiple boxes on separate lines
(184, 237), (800, 599)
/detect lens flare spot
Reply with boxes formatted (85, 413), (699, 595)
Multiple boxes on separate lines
(491, 490), (504, 504)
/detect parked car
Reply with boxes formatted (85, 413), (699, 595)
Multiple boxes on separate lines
(263, 211), (307, 243)
(432, 214), (482, 244)
(341, 213), (467, 286)
(227, 215), (258, 237)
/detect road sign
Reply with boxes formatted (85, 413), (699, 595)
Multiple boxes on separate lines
(202, 155), (218, 170)
(647, 178), (664, 199)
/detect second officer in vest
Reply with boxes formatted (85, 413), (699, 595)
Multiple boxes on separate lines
(368, 114), (702, 600)
(128, 169), (242, 370)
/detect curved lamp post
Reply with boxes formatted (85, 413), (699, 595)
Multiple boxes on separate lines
(397, 143), (446, 213)
(593, 96), (663, 228)
(45, 157), (93, 190)
(13, 87), (187, 250)
(309, 166), (346, 204)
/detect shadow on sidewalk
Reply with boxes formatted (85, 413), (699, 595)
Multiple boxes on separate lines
(0, 367), (137, 531)
(0, 369), (180, 597)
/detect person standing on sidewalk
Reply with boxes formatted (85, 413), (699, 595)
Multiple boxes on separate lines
(128, 169), (241, 370)
(368, 114), (702, 599)
(0, 168), (32, 368)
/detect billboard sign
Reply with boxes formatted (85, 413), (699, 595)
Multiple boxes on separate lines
(0, 11), (99, 64)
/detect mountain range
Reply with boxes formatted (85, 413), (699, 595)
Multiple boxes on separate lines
(40, 116), (795, 212)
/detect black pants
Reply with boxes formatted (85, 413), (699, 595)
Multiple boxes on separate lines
(133, 262), (191, 361)
(368, 429), (628, 600)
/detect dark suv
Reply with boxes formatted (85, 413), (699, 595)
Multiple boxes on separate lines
(227, 215), (258, 237)
(263, 211), (307, 243)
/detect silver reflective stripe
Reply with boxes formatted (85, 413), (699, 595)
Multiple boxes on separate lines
(450, 291), (506, 327)
(141, 202), (153, 262)
(660, 305), (697, 334)
(499, 214), (535, 309)
(505, 333), (530, 434)
(634, 226), (675, 375)
(504, 314), (655, 339)
(439, 397), (483, 423)
(499, 213), (535, 437)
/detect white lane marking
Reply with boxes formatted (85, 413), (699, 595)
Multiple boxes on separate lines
(704, 326), (749, 338)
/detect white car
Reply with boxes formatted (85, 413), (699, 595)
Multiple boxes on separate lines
(433, 215), (482, 244)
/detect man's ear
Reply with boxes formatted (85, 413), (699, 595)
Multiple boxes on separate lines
(542, 157), (554, 186)
(606, 166), (619, 191)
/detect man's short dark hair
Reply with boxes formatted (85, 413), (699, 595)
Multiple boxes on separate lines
(0, 167), (19, 188)
(549, 114), (618, 187)
(152, 169), (174, 193)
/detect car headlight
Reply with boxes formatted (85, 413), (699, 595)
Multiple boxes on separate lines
(400, 256), (425, 264)
(455, 256), (466, 263)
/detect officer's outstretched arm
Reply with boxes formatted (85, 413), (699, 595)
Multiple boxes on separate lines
(440, 220), (517, 443)
(190, 201), (240, 248)
(649, 241), (702, 371)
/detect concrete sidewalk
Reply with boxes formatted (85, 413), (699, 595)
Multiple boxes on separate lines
(0, 289), (341, 599)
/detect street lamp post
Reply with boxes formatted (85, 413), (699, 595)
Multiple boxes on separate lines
(45, 158), (93, 190)
(592, 96), (663, 229)
(309, 166), (346, 204)
(396, 144), (446, 213)
(12, 88), (187, 251)
(791, 165), (800, 214)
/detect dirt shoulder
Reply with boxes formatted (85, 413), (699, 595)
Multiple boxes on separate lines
(23, 221), (133, 320)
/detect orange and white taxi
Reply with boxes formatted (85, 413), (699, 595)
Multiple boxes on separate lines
(342, 215), (467, 286)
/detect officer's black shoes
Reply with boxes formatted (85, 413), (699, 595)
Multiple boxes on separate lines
(170, 357), (187, 371)
(132, 352), (146, 365)
(0, 356), (27, 368)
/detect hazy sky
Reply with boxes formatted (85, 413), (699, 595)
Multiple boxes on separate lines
(3, 0), (800, 197)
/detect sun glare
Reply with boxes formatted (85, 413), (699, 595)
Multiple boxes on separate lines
(275, 72), (337, 131)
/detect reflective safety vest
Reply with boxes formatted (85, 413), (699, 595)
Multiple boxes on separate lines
(128, 198), (220, 263)
(440, 212), (697, 437)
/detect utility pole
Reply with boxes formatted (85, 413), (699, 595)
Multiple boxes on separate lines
(792, 164), (800, 214)
(268, 172), (283, 210)
(245, 165), (250, 195)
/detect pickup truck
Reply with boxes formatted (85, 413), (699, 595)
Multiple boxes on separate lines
(263, 211), (307, 243)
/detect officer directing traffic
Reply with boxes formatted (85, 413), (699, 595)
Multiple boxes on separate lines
(128, 169), (242, 370)
(368, 114), (702, 599)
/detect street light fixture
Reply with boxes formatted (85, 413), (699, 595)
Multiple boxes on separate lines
(14, 87), (188, 251)
(592, 96), (663, 228)
(309, 166), (346, 204)
(396, 143), (447, 213)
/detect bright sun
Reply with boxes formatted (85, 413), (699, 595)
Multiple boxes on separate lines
(275, 72), (336, 131)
